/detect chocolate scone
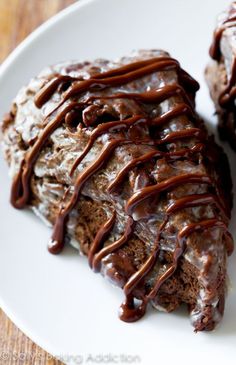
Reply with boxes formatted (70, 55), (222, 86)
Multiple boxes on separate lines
(1, 50), (234, 331)
(206, 1), (236, 149)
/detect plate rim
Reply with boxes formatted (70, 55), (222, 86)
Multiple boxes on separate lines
(0, 0), (98, 81)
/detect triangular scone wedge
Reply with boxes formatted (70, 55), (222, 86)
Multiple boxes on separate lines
(1, 50), (233, 331)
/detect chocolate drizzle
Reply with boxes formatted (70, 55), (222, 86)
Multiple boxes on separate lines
(209, 2), (236, 107)
(126, 174), (212, 216)
(10, 54), (232, 323)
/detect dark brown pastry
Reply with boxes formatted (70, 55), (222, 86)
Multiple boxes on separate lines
(1, 50), (233, 331)
(206, 1), (236, 149)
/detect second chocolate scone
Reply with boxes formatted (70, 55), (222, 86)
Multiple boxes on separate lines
(1, 50), (234, 331)
(206, 2), (236, 149)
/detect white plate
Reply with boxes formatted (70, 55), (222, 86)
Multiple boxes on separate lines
(0, 0), (236, 364)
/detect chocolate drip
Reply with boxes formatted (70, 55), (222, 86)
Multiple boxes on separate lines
(70, 103), (196, 177)
(218, 58), (236, 107)
(92, 217), (134, 272)
(11, 101), (80, 209)
(178, 219), (227, 247)
(121, 217), (230, 323)
(50, 139), (139, 254)
(124, 194), (232, 308)
(210, 1), (236, 61)
(150, 103), (194, 126)
(166, 193), (228, 222)
(126, 174), (211, 216)
(86, 87), (195, 111)
(157, 128), (204, 144)
(69, 115), (146, 176)
(124, 218), (167, 300)
(34, 75), (76, 108)
(108, 144), (204, 194)
(119, 295), (147, 323)
(88, 212), (116, 268)
(147, 219), (227, 300)
(63, 58), (198, 101)
(11, 55), (231, 323)
(209, 2), (236, 107)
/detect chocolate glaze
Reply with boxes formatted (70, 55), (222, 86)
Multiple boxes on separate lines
(10, 55), (232, 323)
